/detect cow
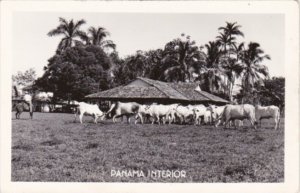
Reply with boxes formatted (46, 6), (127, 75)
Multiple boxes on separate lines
(171, 105), (195, 124)
(74, 102), (105, 124)
(134, 104), (152, 124)
(148, 103), (179, 124)
(208, 105), (225, 123)
(203, 109), (213, 125)
(255, 105), (281, 130)
(106, 102), (140, 123)
(192, 105), (207, 125)
(215, 104), (256, 129)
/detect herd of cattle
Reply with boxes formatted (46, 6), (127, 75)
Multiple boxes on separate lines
(75, 101), (281, 130)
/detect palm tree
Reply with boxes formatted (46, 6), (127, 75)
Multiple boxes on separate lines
(48, 17), (86, 53)
(198, 41), (224, 93)
(222, 58), (244, 101)
(216, 32), (234, 54)
(240, 42), (271, 93)
(78, 27), (116, 50)
(162, 34), (205, 82)
(217, 22), (245, 99)
(218, 22), (244, 40)
(217, 22), (244, 57)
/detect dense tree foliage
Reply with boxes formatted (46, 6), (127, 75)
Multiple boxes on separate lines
(36, 45), (113, 101)
(256, 77), (285, 109)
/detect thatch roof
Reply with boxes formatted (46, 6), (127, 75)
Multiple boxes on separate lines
(86, 77), (228, 104)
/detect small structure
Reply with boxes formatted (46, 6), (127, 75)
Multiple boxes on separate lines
(85, 77), (228, 109)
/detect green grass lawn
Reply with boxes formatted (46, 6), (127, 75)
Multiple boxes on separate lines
(11, 112), (284, 182)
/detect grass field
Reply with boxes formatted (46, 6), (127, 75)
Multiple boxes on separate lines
(12, 112), (284, 182)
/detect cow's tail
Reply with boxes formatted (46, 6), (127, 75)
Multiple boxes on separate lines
(106, 102), (117, 118)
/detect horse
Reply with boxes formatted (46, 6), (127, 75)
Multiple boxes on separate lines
(13, 101), (33, 119)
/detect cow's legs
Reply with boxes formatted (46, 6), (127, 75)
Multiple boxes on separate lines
(162, 116), (166, 124)
(179, 116), (184, 124)
(197, 117), (202, 126)
(273, 117), (277, 130)
(15, 112), (18, 119)
(196, 117), (200, 126)
(151, 115), (155, 124)
(74, 113), (77, 123)
(156, 115), (160, 125)
(134, 114), (139, 124)
(79, 113), (84, 124)
(194, 116), (197, 125)
(249, 119), (256, 130)
(113, 115), (118, 123)
(273, 116), (279, 130)
(94, 114), (99, 124)
(277, 115), (281, 130)
(127, 115), (130, 124)
(223, 118), (231, 129)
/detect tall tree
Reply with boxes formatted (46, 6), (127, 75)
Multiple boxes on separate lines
(197, 41), (224, 93)
(216, 22), (245, 100)
(240, 42), (270, 93)
(47, 17), (86, 53)
(218, 22), (244, 41)
(162, 34), (205, 82)
(78, 27), (116, 50)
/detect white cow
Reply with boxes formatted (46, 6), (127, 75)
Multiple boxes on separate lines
(106, 102), (140, 123)
(148, 103), (179, 124)
(255, 105), (281, 130)
(215, 104), (256, 129)
(209, 105), (225, 123)
(74, 102), (105, 124)
(135, 104), (152, 124)
(203, 109), (213, 125)
(192, 105), (207, 125)
(172, 105), (195, 124)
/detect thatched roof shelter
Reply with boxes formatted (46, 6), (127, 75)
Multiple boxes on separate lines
(85, 77), (228, 105)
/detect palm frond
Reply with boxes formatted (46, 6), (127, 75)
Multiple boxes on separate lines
(47, 28), (65, 37)
(101, 40), (116, 50)
(59, 17), (69, 26)
(74, 19), (86, 30)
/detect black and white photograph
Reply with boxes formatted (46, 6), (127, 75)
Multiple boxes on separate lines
(0, 1), (299, 193)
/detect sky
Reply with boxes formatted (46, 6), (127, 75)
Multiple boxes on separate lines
(13, 12), (284, 78)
